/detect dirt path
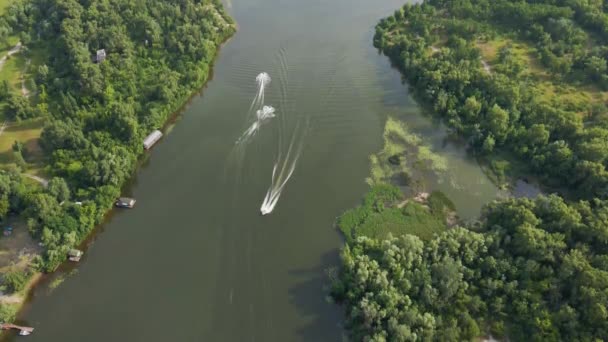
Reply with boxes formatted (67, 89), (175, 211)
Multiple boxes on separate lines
(23, 174), (48, 187)
(481, 59), (492, 74)
(0, 121), (7, 137)
(0, 42), (22, 71)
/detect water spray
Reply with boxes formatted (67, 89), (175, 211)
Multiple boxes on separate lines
(248, 72), (271, 115)
(236, 105), (276, 145)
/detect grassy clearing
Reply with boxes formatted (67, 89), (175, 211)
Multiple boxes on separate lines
(0, 118), (44, 168)
(0, 36), (19, 57)
(338, 184), (447, 242)
(0, 0), (10, 14)
(0, 53), (25, 93)
(478, 37), (546, 76)
(355, 203), (446, 241)
(478, 37), (608, 111)
(534, 81), (601, 115)
(477, 37), (506, 62)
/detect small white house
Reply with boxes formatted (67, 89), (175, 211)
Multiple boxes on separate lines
(143, 130), (163, 150)
(95, 49), (106, 63)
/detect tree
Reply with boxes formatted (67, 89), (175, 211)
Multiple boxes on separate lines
(47, 177), (70, 203)
(0, 80), (10, 100)
(0, 196), (9, 221)
(482, 133), (496, 153)
(486, 104), (510, 144)
(463, 96), (482, 122)
(584, 56), (607, 83)
(4, 93), (34, 121)
(3, 269), (27, 293)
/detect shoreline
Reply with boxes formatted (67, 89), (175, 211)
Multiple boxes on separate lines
(0, 17), (237, 336)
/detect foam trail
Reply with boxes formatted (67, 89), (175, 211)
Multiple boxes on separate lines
(260, 120), (304, 215)
(259, 47), (344, 216)
(259, 49), (303, 216)
(236, 105), (276, 144)
(260, 160), (297, 215)
(248, 72), (271, 115)
(257, 105), (276, 120)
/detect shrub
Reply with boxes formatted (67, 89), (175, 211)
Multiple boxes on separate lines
(0, 303), (18, 322)
(3, 269), (28, 293)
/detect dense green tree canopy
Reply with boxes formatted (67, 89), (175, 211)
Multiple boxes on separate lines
(334, 190), (608, 341)
(374, 0), (608, 199)
(0, 0), (234, 270)
(334, 1), (608, 341)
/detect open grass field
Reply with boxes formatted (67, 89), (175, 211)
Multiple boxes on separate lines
(477, 37), (608, 112)
(477, 37), (547, 76)
(0, 119), (44, 166)
(0, 53), (25, 93)
(355, 203), (446, 241)
(0, 0), (10, 15)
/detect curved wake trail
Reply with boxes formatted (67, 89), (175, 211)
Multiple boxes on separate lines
(236, 105), (276, 144)
(260, 47), (345, 216)
(260, 47), (310, 216)
(260, 122), (303, 215)
(236, 72), (274, 146)
(247, 72), (271, 117)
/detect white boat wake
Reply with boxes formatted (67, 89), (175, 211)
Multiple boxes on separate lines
(260, 136), (301, 215)
(236, 73), (274, 145)
(260, 47), (305, 216)
(248, 72), (271, 115)
(236, 105), (276, 144)
(259, 45), (344, 215)
(259, 46), (311, 216)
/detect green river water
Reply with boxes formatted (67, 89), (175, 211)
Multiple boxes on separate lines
(8, 0), (501, 340)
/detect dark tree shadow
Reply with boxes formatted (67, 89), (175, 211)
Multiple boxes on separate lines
(288, 248), (347, 342)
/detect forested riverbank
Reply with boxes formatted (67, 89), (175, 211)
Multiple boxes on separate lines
(0, 0), (234, 322)
(333, 0), (608, 340)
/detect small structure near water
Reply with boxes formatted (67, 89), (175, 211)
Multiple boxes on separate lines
(3, 226), (12, 237)
(1, 323), (34, 336)
(68, 249), (83, 262)
(143, 130), (163, 150)
(115, 197), (136, 208)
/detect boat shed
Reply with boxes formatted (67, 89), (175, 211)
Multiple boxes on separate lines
(116, 197), (136, 208)
(143, 130), (163, 150)
(68, 249), (83, 262)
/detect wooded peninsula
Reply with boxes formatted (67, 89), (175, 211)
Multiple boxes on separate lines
(332, 0), (608, 341)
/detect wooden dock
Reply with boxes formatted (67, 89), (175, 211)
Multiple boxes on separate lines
(1, 323), (34, 335)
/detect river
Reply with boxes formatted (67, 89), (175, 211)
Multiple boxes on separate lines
(8, 0), (500, 341)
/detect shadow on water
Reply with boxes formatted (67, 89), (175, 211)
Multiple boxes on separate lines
(288, 249), (345, 342)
